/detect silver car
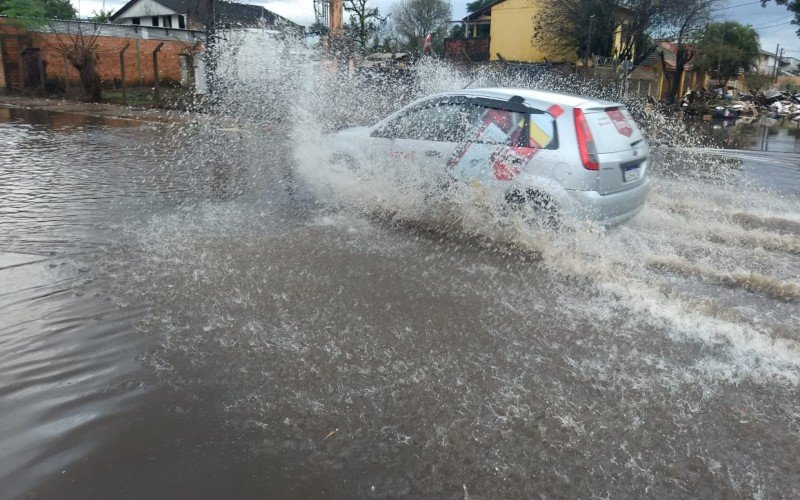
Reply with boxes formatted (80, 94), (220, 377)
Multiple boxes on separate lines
(327, 87), (650, 226)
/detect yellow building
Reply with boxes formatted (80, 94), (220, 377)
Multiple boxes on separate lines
(461, 0), (626, 64)
(463, 0), (571, 62)
(630, 41), (711, 99)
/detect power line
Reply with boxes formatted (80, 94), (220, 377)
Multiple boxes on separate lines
(709, 0), (763, 13)
(751, 19), (795, 29)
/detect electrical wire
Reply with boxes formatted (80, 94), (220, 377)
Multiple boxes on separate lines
(709, 0), (763, 13)
(751, 19), (795, 29)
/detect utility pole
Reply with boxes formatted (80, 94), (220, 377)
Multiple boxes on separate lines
(772, 43), (780, 82)
(584, 15), (595, 70)
(775, 47), (785, 83)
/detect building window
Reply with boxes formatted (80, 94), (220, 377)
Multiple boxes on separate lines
(152, 16), (159, 26)
(163, 15), (172, 28)
(178, 15), (185, 29)
(131, 17), (140, 25)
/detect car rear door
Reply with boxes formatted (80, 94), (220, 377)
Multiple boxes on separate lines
(581, 106), (648, 195)
(446, 98), (559, 190)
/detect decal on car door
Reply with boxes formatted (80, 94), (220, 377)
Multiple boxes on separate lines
(447, 107), (543, 182)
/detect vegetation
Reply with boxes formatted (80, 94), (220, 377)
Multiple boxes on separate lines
(696, 22), (760, 84)
(659, 0), (718, 103)
(344, 0), (387, 51)
(47, 26), (105, 101)
(466, 0), (493, 13)
(1, 0), (102, 101)
(390, 0), (451, 53)
(449, 23), (465, 38)
(532, 0), (668, 65)
(744, 72), (775, 93)
(0, 0), (76, 20)
(90, 8), (115, 23)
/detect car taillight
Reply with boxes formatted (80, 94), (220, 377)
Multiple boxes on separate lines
(573, 108), (599, 171)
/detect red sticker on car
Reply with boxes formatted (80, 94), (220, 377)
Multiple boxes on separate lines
(547, 105), (563, 119)
(606, 109), (633, 137)
(490, 147), (537, 181)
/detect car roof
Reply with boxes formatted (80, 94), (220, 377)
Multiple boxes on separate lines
(439, 87), (621, 109)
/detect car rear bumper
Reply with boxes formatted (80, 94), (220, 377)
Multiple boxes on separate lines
(567, 177), (649, 226)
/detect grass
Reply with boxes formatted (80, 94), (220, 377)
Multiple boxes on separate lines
(100, 86), (196, 110)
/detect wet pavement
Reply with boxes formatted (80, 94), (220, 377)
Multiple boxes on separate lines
(2, 105), (800, 499)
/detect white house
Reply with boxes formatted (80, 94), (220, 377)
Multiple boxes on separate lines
(109, 0), (300, 31)
(756, 49), (791, 76)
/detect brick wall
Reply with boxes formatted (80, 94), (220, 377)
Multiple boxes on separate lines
(0, 19), (202, 91)
(444, 38), (490, 62)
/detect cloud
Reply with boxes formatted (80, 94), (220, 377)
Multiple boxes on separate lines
(261, 0), (316, 25)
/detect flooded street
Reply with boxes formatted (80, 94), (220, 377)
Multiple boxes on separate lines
(2, 103), (800, 499)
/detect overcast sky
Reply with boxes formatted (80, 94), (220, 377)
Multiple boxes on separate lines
(74, 0), (800, 56)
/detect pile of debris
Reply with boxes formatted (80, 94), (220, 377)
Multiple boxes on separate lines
(759, 88), (800, 120)
(683, 86), (800, 123)
(682, 88), (759, 119)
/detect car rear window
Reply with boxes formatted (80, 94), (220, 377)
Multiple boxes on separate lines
(582, 107), (643, 153)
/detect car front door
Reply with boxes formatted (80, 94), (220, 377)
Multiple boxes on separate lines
(369, 98), (473, 193)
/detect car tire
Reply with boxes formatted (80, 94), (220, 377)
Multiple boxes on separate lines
(506, 189), (561, 229)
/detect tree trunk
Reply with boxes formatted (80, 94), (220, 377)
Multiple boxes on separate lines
(668, 45), (693, 105)
(67, 47), (102, 102)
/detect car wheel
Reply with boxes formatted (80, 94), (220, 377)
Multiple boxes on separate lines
(506, 189), (561, 229)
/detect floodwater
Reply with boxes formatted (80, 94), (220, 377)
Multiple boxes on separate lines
(1, 105), (800, 499)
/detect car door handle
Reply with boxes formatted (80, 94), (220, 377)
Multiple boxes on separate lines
(425, 150), (442, 157)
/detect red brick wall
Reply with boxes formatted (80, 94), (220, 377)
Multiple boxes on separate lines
(1, 20), (200, 90)
(0, 23), (30, 90)
(444, 38), (490, 61)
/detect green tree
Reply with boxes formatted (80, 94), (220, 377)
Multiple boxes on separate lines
(697, 22), (760, 84)
(43, 0), (76, 19)
(344, 0), (387, 51)
(533, 0), (620, 60)
(390, 0), (451, 53)
(0, 0), (76, 20)
(90, 1), (115, 23)
(532, 0), (667, 64)
(0, 0), (46, 22)
(660, 0), (719, 103)
(449, 23), (465, 38)
(466, 0), (493, 13)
